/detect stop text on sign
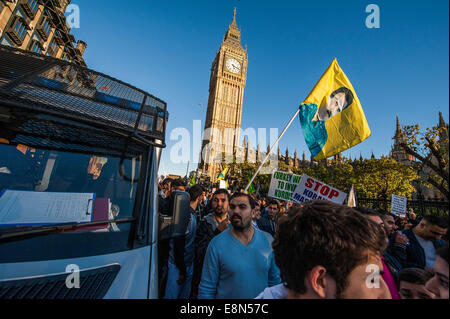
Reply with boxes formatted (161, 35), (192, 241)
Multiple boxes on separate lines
(292, 175), (347, 204)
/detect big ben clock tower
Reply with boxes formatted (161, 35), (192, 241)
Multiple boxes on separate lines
(199, 8), (248, 180)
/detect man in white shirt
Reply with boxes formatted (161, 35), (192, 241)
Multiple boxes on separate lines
(390, 215), (447, 270)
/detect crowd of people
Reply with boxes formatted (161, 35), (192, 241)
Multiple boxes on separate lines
(157, 177), (449, 299)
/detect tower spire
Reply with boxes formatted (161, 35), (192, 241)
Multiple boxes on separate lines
(439, 111), (446, 128)
(223, 8), (242, 49)
(231, 7), (237, 28)
(395, 116), (403, 137)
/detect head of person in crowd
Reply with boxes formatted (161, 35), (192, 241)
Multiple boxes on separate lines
(397, 268), (435, 299)
(171, 178), (186, 192)
(162, 178), (173, 197)
(354, 207), (384, 226)
(252, 201), (261, 222)
(381, 213), (397, 237)
(407, 210), (417, 221)
(273, 200), (390, 299)
(267, 199), (280, 219)
(211, 188), (230, 217)
(287, 201), (294, 210)
(426, 242), (449, 299)
(188, 185), (204, 208)
(229, 192), (256, 232)
(201, 190), (206, 203)
(261, 198), (267, 207)
(414, 215), (448, 241)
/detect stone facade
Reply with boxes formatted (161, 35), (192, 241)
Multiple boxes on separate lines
(0, 0), (86, 66)
(198, 9), (248, 179)
(391, 113), (448, 199)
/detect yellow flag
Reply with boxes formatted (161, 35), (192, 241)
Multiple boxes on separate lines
(216, 166), (229, 181)
(299, 58), (371, 160)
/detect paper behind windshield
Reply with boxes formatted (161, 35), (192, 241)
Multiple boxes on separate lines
(0, 190), (95, 226)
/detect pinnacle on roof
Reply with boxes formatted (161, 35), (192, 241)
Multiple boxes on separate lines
(439, 111), (446, 128)
(231, 7), (238, 29)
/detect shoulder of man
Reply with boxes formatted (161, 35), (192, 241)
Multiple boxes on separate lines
(207, 229), (231, 250)
(434, 239), (446, 249)
(255, 227), (274, 245)
(402, 227), (415, 240)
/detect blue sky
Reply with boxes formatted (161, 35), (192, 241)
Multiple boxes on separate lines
(72, 0), (449, 176)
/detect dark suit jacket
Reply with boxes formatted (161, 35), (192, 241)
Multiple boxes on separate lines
(257, 214), (278, 237)
(388, 227), (445, 269)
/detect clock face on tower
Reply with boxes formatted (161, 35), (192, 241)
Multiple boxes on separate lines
(226, 58), (241, 74)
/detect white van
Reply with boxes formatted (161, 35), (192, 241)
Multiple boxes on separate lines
(0, 45), (189, 299)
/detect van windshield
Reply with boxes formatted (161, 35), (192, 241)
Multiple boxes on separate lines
(0, 114), (147, 262)
(0, 142), (140, 230)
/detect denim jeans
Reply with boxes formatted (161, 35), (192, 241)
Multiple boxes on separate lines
(164, 261), (194, 299)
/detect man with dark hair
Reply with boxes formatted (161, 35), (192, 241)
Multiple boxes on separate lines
(191, 189), (230, 298)
(258, 200), (390, 299)
(425, 242), (449, 299)
(355, 206), (403, 298)
(382, 213), (397, 238)
(257, 199), (280, 237)
(198, 192), (281, 298)
(158, 178), (173, 214)
(164, 185), (203, 299)
(252, 201), (262, 230)
(171, 178), (186, 192)
(390, 215), (447, 270)
(398, 268), (435, 299)
(161, 178), (173, 197)
(354, 207), (384, 225)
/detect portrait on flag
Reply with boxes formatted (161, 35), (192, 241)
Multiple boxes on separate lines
(299, 58), (371, 160)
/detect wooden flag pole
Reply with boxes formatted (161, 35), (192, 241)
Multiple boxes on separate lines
(244, 108), (301, 193)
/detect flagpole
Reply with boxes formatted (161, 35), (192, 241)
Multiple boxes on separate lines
(244, 108), (301, 193)
(186, 161), (190, 177)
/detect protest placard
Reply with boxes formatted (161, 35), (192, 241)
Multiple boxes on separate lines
(268, 171), (302, 202)
(291, 174), (347, 204)
(390, 194), (407, 217)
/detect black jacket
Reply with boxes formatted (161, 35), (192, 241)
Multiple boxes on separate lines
(388, 227), (446, 269)
(191, 212), (222, 298)
(257, 214), (278, 237)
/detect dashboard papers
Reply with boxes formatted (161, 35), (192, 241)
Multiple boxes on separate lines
(0, 190), (95, 226)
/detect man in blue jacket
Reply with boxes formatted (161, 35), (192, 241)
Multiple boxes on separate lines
(389, 215), (447, 270)
(257, 199), (280, 237)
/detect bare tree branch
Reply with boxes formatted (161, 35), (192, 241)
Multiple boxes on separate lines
(400, 142), (449, 181)
(427, 177), (449, 200)
(424, 136), (447, 175)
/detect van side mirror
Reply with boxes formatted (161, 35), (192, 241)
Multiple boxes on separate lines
(159, 190), (190, 241)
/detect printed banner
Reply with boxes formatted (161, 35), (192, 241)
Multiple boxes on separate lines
(268, 171), (302, 202)
(292, 174), (347, 204)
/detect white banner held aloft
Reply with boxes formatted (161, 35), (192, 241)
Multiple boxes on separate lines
(390, 194), (407, 217)
(292, 174), (347, 204)
(268, 171), (302, 202)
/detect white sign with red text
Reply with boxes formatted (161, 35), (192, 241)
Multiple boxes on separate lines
(292, 175), (347, 204)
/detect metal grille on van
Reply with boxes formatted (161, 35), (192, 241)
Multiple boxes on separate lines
(0, 264), (120, 299)
(0, 45), (168, 148)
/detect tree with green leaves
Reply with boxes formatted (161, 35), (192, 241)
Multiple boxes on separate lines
(352, 157), (418, 199)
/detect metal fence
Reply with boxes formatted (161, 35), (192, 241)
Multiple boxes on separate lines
(358, 197), (449, 217)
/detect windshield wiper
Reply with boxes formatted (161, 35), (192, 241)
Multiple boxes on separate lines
(0, 217), (136, 241)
